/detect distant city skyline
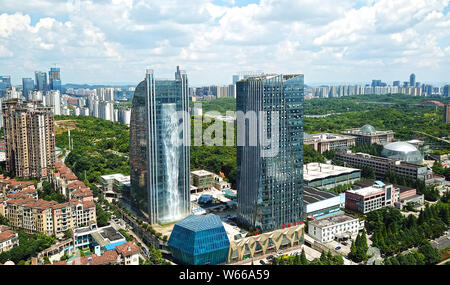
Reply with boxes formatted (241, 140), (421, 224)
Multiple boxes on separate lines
(1, 0), (450, 86)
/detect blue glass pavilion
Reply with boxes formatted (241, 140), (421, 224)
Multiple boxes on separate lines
(168, 215), (230, 265)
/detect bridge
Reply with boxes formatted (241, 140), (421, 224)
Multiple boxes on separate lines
(419, 100), (444, 107)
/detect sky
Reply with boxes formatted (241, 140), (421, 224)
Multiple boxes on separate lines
(1, 0), (450, 86)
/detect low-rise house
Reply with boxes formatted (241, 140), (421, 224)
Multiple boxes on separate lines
(0, 225), (19, 253)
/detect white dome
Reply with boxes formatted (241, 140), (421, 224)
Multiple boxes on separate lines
(381, 142), (423, 165)
(383, 142), (418, 153)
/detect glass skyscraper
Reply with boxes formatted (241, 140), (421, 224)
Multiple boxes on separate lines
(49, 67), (61, 91)
(129, 67), (190, 225)
(236, 74), (304, 232)
(35, 71), (48, 92)
(22, 78), (34, 100)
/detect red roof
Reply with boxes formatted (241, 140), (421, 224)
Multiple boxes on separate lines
(0, 230), (17, 243)
(115, 242), (141, 257)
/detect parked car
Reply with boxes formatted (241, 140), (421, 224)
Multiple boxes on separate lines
(267, 255), (274, 260)
(335, 246), (341, 250)
(259, 260), (266, 265)
(341, 241), (348, 246)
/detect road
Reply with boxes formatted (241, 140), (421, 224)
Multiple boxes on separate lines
(414, 131), (450, 145)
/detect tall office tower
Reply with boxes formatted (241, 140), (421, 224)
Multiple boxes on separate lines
(49, 67), (61, 91)
(444, 85), (450, 97)
(445, 104), (450, 124)
(232, 74), (241, 85)
(393, 81), (400, 87)
(22, 78), (35, 100)
(130, 67), (190, 225)
(44, 90), (61, 115)
(0, 76), (11, 97)
(236, 73), (304, 232)
(35, 71), (48, 92)
(2, 99), (55, 178)
(410, 73), (416, 87)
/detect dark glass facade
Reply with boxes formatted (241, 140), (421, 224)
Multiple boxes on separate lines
(129, 67), (190, 224)
(236, 74), (304, 232)
(168, 215), (230, 265)
(49, 67), (61, 91)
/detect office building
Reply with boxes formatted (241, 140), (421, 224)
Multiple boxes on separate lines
(35, 71), (48, 92)
(345, 180), (397, 214)
(0, 76), (11, 97)
(236, 73), (304, 232)
(2, 99), (56, 178)
(308, 214), (362, 243)
(303, 162), (361, 189)
(22, 78), (34, 100)
(49, 67), (61, 91)
(354, 179), (424, 210)
(190, 170), (215, 192)
(303, 186), (342, 220)
(168, 215), (230, 265)
(335, 151), (428, 181)
(303, 132), (356, 154)
(130, 67), (190, 224)
(342, 124), (394, 145)
(444, 85), (450, 97)
(410, 73), (416, 87)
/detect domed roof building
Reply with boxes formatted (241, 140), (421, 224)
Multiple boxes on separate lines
(342, 124), (394, 145)
(360, 124), (376, 134)
(381, 142), (423, 165)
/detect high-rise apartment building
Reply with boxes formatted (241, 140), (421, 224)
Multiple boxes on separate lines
(2, 99), (56, 178)
(236, 73), (304, 232)
(35, 71), (48, 92)
(43, 90), (61, 115)
(130, 67), (190, 224)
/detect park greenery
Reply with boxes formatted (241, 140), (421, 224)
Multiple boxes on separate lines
(55, 115), (130, 184)
(271, 248), (344, 265)
(349, 229), (369, 262)
(190, 97), (236, 114)
(383, 240), (441, 265)
(366, 203), (449, 257)
(351, 143), (384, 157)
(0, 214), (9, 226)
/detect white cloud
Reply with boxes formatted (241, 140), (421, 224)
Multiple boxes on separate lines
(0, 0), (449, 85)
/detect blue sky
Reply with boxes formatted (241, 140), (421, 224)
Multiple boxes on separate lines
(0, 0), (450, 86)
